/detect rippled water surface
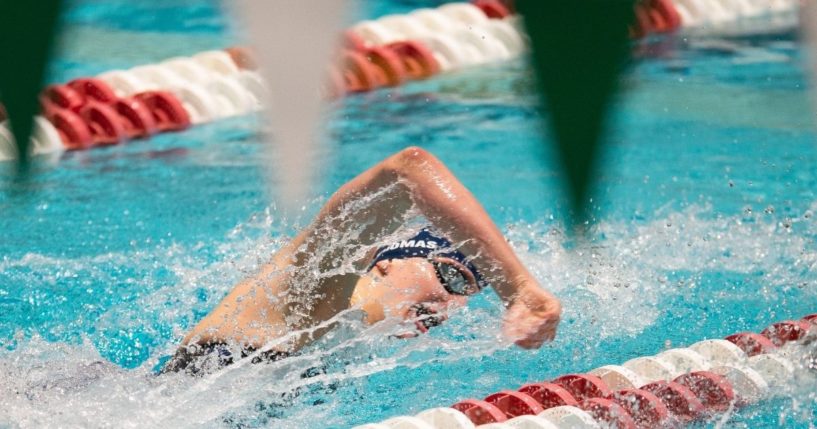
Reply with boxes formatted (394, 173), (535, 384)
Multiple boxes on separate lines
(1, 1), (816, 428)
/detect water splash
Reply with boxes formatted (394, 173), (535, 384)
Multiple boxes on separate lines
(2, 199), (817, 427)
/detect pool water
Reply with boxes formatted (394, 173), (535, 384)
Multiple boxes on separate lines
(1, 0), (816, 427)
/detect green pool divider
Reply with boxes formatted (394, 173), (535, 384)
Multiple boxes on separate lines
(516, 0), (635, 227)
(0, 0), (63, 167)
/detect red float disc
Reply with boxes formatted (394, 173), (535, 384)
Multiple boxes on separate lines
(364, 46), (405, 87)
(579, 398), (637, 429)
(340, 50), (380, 92)
(724, 332), (778, 357)
(68, 78), (118, 104)
(484, 390), (544, 417)
(632, 3), (653, 39)
(640, 381), (704, 422)
(386, 41), (440, 80)
(44, 84), (85, 112)
(647, 7), (669, 33)
(472, 0), (511, 19)
(518, 382), (578, 409)
(80, 101), (126, 146)
(803, 314), (817, 324)
(652, 0), (682, 30)
(39, 95), (62, 119)
(225, 46), (258, 70)
(674, 371), (735, 413)
(341, 29), (367, 52)
(613, 389), (670, 429)
(761, 320), (811, 346)
(114, 96), (158, 138)
(451, 399), (508, 425)
(552, 374), (612, 401)
(50, 109), (92, 150)
(135, 91), (191, 132)
(0, 104), (6, 122)
(498, 0), (516, 13)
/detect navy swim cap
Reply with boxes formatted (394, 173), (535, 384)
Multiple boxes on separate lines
(369, 228), (486, 289)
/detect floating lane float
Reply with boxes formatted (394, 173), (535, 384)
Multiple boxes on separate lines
(0, 0), (801, 161)
(354, 313), (816, 428)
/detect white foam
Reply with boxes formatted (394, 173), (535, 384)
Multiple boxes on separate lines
(3, 201), (817, 427)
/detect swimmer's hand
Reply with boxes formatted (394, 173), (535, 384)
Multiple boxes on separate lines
(501, 280), (562, 349)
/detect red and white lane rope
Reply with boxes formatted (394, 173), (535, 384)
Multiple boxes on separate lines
(0, 49), (266, 161)
(669, 0), (800, 28)
(354, 314), (816, 429)
(0, 0), (802, 161)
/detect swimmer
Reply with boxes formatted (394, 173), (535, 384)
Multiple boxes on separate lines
(163, 147), (561, 374)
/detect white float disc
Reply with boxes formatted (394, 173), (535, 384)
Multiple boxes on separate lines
(479, 19), (525, 56)
(747, 354), (794, 388)
(193, 50), (240, 76)
(97, 70), (154, 96)
(0, 122), (18, 161)
(208, 75), (255, 117)
(690, 339), (748, 365)
(505, 415), (559, 429)
(455, 27), (510, 63)
(32, 116), (65, 155)
(381, 416), (436, 429)
(588, 365), (645, 391)
(422, 34), (471, 70)
(131, 65), (186, 89)
(438, 3), (490, 25)
(657, 348), (711, 374)
(410, 9), (462, 33)
(708, 0), (734, 22)
(771, 0), (798, 11)
(741, 0), (769, 15)
(673, 3), (698, 27)
(236, 70), (268, 109)
(711, 364), (769, 403)
(352, 20), (403, 46)
(623, 356), (677, 383)
(731, 0), (757, 15)
(716, 0), (743, 18)
(415, 408), (475, 429)
(538, 406), (600, 429)
(172, 84), (219, 124)
(504, 16), (526, 35)
(675, 0), (709, 24)
(378, 15), (432, 39)
(161, 57), (216, 86)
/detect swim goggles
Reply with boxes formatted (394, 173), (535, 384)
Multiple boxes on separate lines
(431, 257), (482, 296)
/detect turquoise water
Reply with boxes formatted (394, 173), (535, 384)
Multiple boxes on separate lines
(1, 0), (816, 427)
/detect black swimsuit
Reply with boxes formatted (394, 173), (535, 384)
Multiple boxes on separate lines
(161, 342), (290, 375)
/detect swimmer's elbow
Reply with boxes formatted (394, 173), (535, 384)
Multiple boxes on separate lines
(387, 146), (439, 176)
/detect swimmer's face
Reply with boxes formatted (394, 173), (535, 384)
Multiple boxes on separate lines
(351, 258), (469, 335)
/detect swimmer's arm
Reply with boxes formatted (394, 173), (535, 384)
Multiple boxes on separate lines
(297, 146), (561, 348)
(183, 146), (560, 352)
(384, 147), (561, 348)
(178, 251), (291, 348)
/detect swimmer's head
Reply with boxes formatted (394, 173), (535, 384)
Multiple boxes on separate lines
(351, 228), (485, 335)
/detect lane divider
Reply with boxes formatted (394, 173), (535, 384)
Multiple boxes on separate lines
(669, 0), (799, 28)
(354, 313), (816, 428)
(0, 0), (801, 161)
(0, 0), (517, 161)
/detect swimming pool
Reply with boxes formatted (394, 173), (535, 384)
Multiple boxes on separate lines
(1, 0), (816, 427)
